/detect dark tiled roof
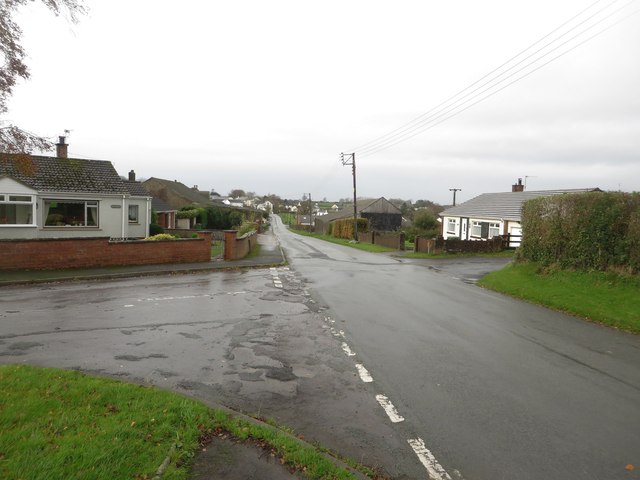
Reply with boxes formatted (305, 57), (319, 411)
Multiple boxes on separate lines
(0, 154), (128, 194)
(143, 177), (212, 205)
(151, 197), (174, 212)
(123, 180), (149, 196)
(440, 189), (600, 221)
(319, 198), (400, 222)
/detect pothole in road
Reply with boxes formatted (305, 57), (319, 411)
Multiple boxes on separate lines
(258, 365), (297, 382)
(114, 353), (168, 361)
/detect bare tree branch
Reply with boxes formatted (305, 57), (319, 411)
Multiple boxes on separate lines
(0, 0), (85, 154)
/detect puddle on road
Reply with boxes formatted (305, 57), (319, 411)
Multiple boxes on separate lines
(114, 353), (168, 361)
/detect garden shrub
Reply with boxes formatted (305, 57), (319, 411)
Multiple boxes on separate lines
(149, 223), (164, 235)
(144, 233), (178, 241)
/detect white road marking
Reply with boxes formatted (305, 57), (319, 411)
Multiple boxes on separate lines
(124, 305), (134, 308)
(407, 438), (453, 480)
(131, 291), (249, 306)
(341, 342), (356, 357)
(376, 394), (404, 423)
(356, 363), (373, 382)
(329, 327), (344, 338)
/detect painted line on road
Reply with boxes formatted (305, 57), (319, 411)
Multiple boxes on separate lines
(356, 363), (373, 382)
(407, 438), (453, 480)
(341, 342), (356, 357)
(329, 327), (344, 338)
(133, 292), (247, 304)
(375, 394), (404, 423)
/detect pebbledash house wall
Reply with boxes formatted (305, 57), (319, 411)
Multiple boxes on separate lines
(0, 232), (212, 271)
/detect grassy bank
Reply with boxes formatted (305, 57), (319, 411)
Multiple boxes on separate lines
(478, 262), (640, 333)
(0, 365), (373, 480)
(290, 228), (395, 253)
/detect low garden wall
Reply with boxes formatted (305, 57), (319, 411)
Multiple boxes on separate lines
(358, 231), (405, 250)
(0, 232), (212, 271)
(414, 236), (504, 254)
(223, 230), (258, 260)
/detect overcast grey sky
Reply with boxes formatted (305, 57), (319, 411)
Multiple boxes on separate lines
(7, 0), (640, 204)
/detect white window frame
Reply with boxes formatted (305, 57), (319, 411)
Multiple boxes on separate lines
(44, 199), (99, 227)
(128, 204), (139, 224)
(0, 194), (36, 227)
(446, 218), (458, 235)
(470, 221), (482, 238)
(488, 222), (500, 238)
(471, 221), (501, 239)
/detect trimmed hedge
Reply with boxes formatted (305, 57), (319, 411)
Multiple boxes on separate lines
(331, 218), (369, 239)
(518, 191), (640, 272)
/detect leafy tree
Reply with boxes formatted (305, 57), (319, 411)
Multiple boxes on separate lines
(413, 210), (438, 231)
(228, 189), (246, 198)
(1, 0), (86, 154)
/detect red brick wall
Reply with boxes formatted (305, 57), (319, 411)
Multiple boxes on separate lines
(0, 232), (212, 271)
(223, 230), (257, 260)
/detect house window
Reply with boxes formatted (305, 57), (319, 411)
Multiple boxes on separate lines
(488, 222), (500, 238)
(44, 200), (98, 227)
(446, 218), (458, 235)
(128, 205), (139, 223)
(0, 194), (36, 226)
(471, 221), (501, 239)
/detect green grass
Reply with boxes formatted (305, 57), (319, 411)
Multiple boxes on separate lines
(0, 365), (376, 480)
(211, 241), (223, 258)
(290, 229), (395, 253)
(278, 213), (296, 226)
(0, 364), (209, 480)
(478, 262), (640, 333)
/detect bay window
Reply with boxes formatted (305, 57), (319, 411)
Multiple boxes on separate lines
(44, 200), (98, 227)
(0, 194), (36, 226)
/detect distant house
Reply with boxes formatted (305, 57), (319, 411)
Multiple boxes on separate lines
(439, 180), (600, 246)
(314, 197), (402, 234)
(142, 177), (212, 211)
(0, 140), (151, 239)
(257, 200), (273, 212)
(150, 196), (177, 229)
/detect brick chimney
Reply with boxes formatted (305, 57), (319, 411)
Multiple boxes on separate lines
(128, 170), (136, 181)
(56, 136), (68, 158)
(512, 178), (524, 192)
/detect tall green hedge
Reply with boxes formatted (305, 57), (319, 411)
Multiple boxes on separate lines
(519, 191), (640, 272)
(331, 218), (369, 239)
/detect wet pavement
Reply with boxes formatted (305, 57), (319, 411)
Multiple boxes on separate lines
(0, 229), (401, 479)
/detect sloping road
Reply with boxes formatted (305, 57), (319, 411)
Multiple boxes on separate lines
(272, 215), (640, 480)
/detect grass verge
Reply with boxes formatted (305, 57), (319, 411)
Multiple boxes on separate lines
(478, 262), (640, 333)
(289, 229), (395, 253)
(0, 365), (373, 480)
(0, 364), (209, 480)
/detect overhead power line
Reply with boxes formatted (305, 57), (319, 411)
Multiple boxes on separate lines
(348, 0), (639, 159)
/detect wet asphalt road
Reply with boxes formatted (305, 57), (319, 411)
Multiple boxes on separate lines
(271, 215), (640, 480)
(0, 263), (423, 478)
